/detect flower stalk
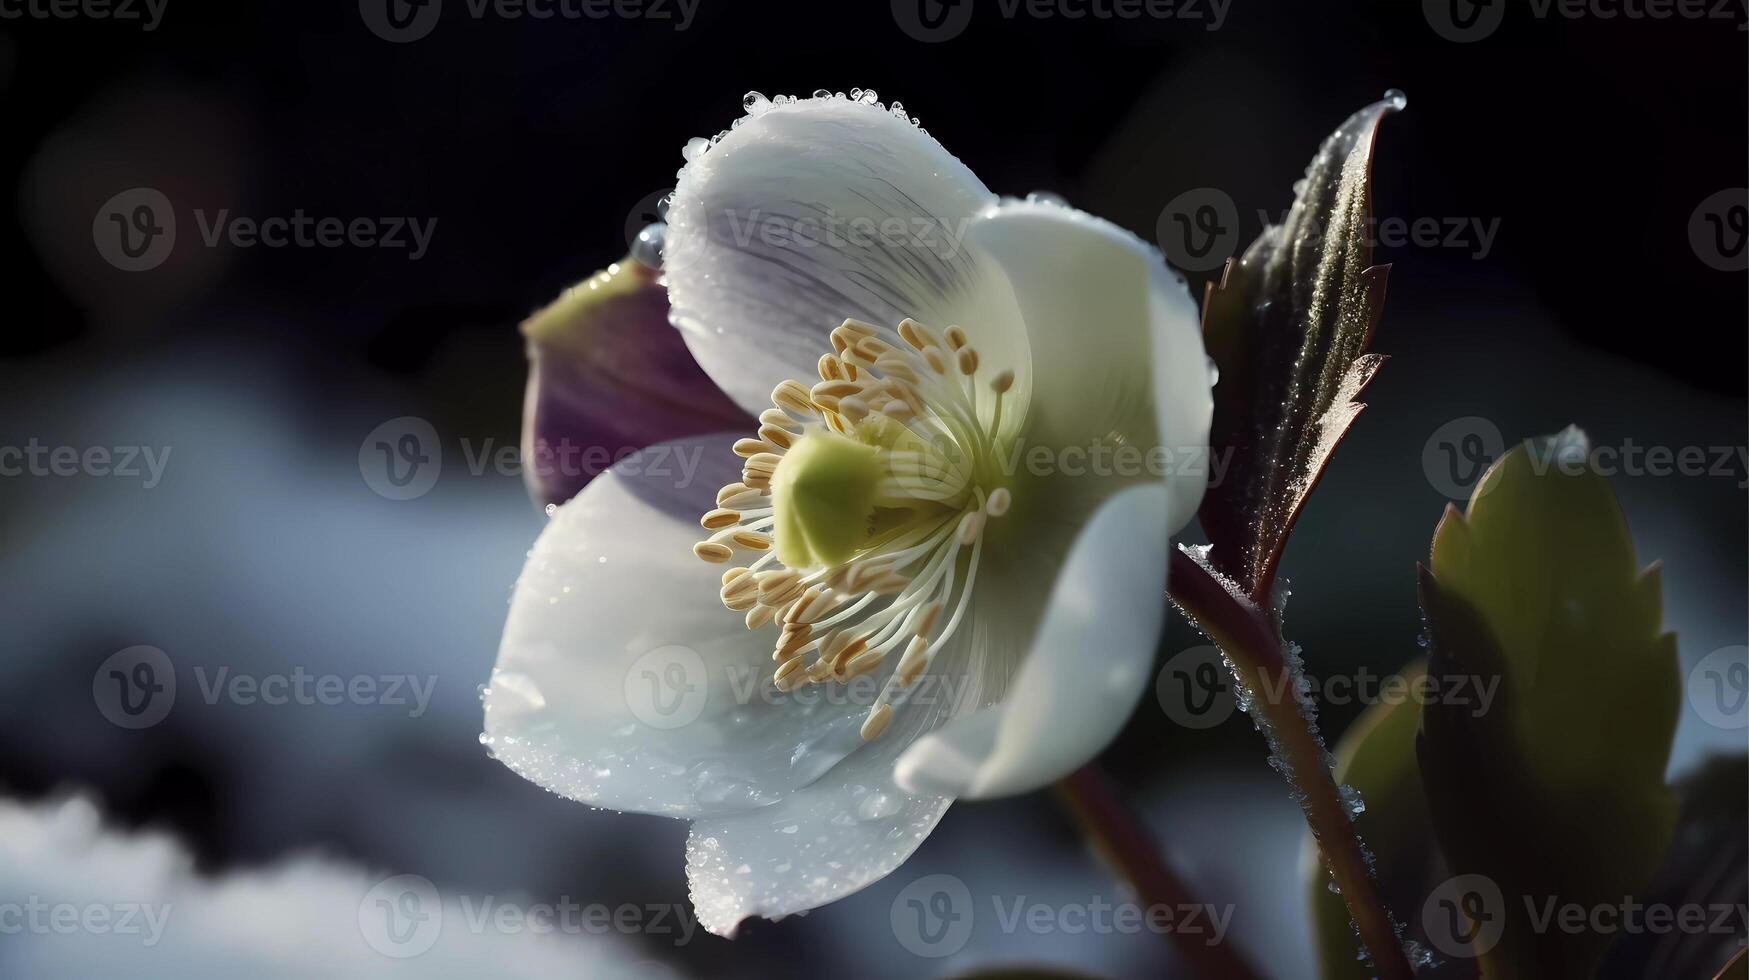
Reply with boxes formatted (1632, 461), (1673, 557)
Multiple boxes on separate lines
(1056, 766), (1264, 980)
(1166, 549), (1414, 980)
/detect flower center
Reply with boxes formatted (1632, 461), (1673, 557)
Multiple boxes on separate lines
(692, 317), (1016, 741)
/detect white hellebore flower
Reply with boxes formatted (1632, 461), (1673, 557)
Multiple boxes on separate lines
(482, 90), (1214, 936)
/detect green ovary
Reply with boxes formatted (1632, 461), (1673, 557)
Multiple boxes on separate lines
(771, 420), (973, 568)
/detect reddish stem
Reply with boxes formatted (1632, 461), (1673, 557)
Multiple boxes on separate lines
(1056, 766), (1265, 980)
(1168, 548), (1414, 980)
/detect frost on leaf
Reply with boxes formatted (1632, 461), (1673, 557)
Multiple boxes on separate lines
(1197, 95), (1401, 608)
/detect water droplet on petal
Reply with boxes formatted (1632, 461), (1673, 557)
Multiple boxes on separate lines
(632, 223), (666, 269)
(1383, 88), (1408, 110)
(743, 90), (770, 115)
(1025, 191), (1069, 207)
(856, 792), (899, 821)
(1206, 356), (1221, 387)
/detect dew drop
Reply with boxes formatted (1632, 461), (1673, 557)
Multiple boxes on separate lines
(682, 137), (710, 162)
(813, 88), (832, 99)
(1205, 356), (1221, 387)
(742, 90), (770, 115)
(1025, 191), (1068, 207)
(631, 223), (666, 269)
(1383, 88), (1408, 111)
(856, 792), (900, 821)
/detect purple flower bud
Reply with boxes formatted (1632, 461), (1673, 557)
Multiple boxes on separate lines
(520, 259), (750, 508)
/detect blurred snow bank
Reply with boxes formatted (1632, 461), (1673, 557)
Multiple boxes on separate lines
(0, 793), (679, 979)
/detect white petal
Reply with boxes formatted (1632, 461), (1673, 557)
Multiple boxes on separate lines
(663, 97), (1025, 417)
(893, 483), (1171, 799)
(966, 199), (1212, 530)
(685, 721), (952, 937)
(484, 435), (876, 819)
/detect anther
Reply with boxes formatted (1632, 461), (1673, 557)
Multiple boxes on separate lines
(842, 648), (886, 680)
(957, 511), (986, 545)
(774, 655), (807, 690)
(914, 602), (942, 638)
(732, 530), (772, 551)
(700, 508), (740, 530)
(897, 636), (929, 687)
(943, 325), (967, 350)
(985, 487), (1012, 516)
(772, 380), (815, 417)
(774, 623), (813, 660)
(990, 369), (1015, 394)
(693, 542), (733, 563)
(757, 424), (795, 450)
(784, 586), (827, 625)
(956, 347), (979, 375)
(897, 318), (938, 352)
(860, 703), (893, 740)
(759, 409), (801, 432)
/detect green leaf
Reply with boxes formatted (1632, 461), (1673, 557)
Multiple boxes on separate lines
(1417, 428), (1680, 977)
(1308, 662), (1440, 980)
(1197, 94), (1401, 605)
(1597, 754), (1749, 980)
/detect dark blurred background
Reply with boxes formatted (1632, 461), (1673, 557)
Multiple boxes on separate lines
(1, 1), (1744, 977)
